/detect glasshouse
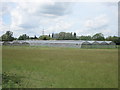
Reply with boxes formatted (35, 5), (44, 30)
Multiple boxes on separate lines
(1, 40), (116, 48)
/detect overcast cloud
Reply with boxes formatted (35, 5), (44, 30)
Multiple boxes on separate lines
(0, 1), (118, 37)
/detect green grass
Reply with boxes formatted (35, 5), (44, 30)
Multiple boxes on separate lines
(2, 46), (118, 88)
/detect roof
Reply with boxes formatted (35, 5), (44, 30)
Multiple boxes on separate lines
(1, 40), (115, 45)
(92, 41), (100, 45)
(100, 41), (109, 45)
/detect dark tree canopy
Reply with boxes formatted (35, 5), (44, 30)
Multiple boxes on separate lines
(52, 33), (54, 38)
(1, 31), (14, 41)
(52, 32), (77, 40)
(106, 36), (120, 45)
(79, 36), (92, 40)
(39, 35), (50, 40)
(49, 34), (50, 37)
(18, 34), (29, 40)
(92, 33), (105, 41)
(74, 32), (76, 38)
(0, 31), (120, 45)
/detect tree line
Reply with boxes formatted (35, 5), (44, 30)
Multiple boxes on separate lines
(0, 31), (120, 45)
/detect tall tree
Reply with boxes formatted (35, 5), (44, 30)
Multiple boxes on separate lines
(73, 32), (76, 39)
(29, 35), (38, 39)
(1, 31), (14, 41)
(49, 34), (50, 37)
(52, 33), (54, 38)
(18, 34), (29, 40)
(92, 33), (105, 41)
(70, 32), (72, 38)
(34, 35), (38, 39)
(106, 36), (120, 45)
(113, 37), (120, 45)
(58, 32), (65, 40)
(39, 35), (50, 40)
(79, 36), (92, 40)
(53, 32), (78, 40)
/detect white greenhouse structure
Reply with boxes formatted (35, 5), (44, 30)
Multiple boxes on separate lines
(0, 40), (116, 48)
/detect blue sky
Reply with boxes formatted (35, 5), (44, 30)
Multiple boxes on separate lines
(0, 1), (118, 37)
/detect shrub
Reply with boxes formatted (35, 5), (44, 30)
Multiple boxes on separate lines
(2, 72), (22, 88)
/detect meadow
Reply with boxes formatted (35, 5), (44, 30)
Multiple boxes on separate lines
(2, 46), (118, 88)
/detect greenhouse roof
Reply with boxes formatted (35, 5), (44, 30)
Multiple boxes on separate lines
(1, 40), (115, 45)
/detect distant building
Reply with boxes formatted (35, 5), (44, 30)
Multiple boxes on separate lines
(1, 40), (116, 48)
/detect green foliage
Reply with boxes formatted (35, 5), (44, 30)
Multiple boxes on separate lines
(73, 32), (76, 38)
(29, 35), (38, 40)
(0, 37), (2, 41)
(0, 31), (119, 42)
(106, 36), (120, 45)
(113, 37), (120, 45)
(106, 36), (114, 41)
(1, 31), (14, 41)
(2, 72), (22, 88)
(48, 34), (50, 37)
(39, 35), (51, 40)
(79, 36), (92, 40)
(58, 32), (66, 40)
(18, 34), (29, 40)
(52, 33), (54, 38)
(92, 33), (105, 40)
(52, 32), (77, 40)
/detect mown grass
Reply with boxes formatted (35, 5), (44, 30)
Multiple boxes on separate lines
(2, 46), (118, 88)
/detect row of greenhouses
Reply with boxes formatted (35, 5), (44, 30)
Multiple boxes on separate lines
(0, 40), (116, 48)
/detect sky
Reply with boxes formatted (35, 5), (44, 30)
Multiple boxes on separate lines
(0, 0), (118, 38)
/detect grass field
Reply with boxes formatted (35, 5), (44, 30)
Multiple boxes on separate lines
(2, 46), (118, 88)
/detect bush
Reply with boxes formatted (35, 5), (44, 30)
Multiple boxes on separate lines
(2, 72), (22, 88)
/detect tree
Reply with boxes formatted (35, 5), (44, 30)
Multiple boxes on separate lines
(113, 37), (120, 45)
(106, 36), (113, 41)
(58, 32), (65, 40)
(92, 33), (105, 41)
(74, 32), (76, 38)
(52, 32), (78, 40)
(64, 33), (72, 40)
(34, 35), (38, 39)
(79, 36), (92, 40)
(52, 33), (54, 38)
(29, 35), (38, 40)
(106, 36), (120, 45)
(0, 37), (2, 41)
(39, 35), (50, 40)
(18, 34), (29, 40)
(1, 31), (14, 41)
(49, 34), (50, 37)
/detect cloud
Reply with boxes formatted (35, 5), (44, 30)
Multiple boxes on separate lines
(46, 20), (74, 33)
(1, 0), (119, 2)
(0, 2), (118, 37)
(74, 14), (113, 37)
(11, 2), (72, 28)
(84, 14), (109, 30)
(102, 2), (118, 7)
(0, 2), (74, 37)
(40, 2), (71, 17)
